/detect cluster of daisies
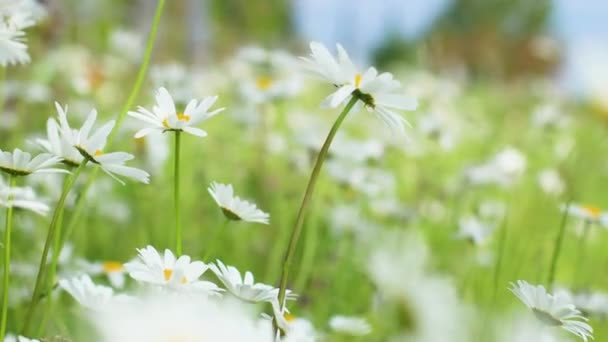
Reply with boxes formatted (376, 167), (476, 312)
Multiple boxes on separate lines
(0, 3), (602, 338)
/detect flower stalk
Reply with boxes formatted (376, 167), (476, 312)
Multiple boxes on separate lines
(0, 176), (15, 341)
(174, 130), (183, 255)
(276, 96), (359, 315)
(22, 160), (87, 335)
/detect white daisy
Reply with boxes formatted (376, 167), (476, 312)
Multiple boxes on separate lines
(128, 87), (224, 138)
(124, 246), (220, 294)
(3, 335), (40, 342)
(0, 148), (65, 177)
(0, 24), (28, 66)
(61, 107), (149, 185)
(301, 41), (417, 132)
(561, 203), (607, 226)
(33, 102), (84, 167)
(59, 274), (115, 310)
(76, 259), (127, 289)
(210, 260), (294, 303)
(208, 182), (270, 224)
(0, 176), (48, 215)
(510, 280), (593, 341)
(329, 315), (372, 336)
(455, 215), (495, 246)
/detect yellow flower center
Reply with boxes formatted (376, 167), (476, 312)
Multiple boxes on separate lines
(583, 205), (602, 219)
(102, 261), (124, 273)
(284, 313), (296, 323)
(256, 76), (273, 90)
(163, 268), (173, 281)
(354, 73), (362, 88)
(94, 150), (103, 157)
(177, 113), (190, 122)
(162, 113), (191, 129)
(181, 276), (188, 284)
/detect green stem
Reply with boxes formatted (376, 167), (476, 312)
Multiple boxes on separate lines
(107, 0), (166, 145)
(547, 202), (570, 288)
(203, 219), (229, 261)
(0, 176), (15, 341)
(293, 194), (324, 291)
(574, 220), (592, 288)
(0, 67), (5, 122)
(61, 0), (166, 245)
(21, 160), (87, 335)
(174, 131), (182, 255)
(492, 210), (509, 302)
(276, 96), (358, 313)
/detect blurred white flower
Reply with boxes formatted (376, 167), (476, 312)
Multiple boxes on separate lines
(510, 280), (593, 341)
(329, 315), (372, 336)
(302, 41), (417, 133)
(496, 315), (563, 342)
(124, 246), (220, 295)
(0, 176), (48, 215)
(76, 259), (127, 289)
(456, 216), (495, 246)
(3, 334), (40, 342)
(561, 203), (607, 227)
(0, 25), (28, 66)
(59, 274), (116, 310)
(465, 147), (526, 187)
(538, 169), (566, 196)
(0, 148), (65, 177)
(208, 182), (270, 224)
(91, 294), (273, 342)
(128, 87), (223, 138)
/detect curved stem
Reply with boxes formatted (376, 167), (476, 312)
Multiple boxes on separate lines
(174, 131), (182, 255)
(107, 0), (166, 145)
(276, 96), (358, 313)
(0, 176), (15, 340)
(203, 219), (229, 261)
(547, 202), (570, 288)
(61, 0), (166, 245)
(21, 160), (87, 335)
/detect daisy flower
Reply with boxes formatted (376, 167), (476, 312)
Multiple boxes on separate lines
(210, 260), (294, 303)
(3, 335), (40, 342)
(208, 182), (270, 224)
(32, 102), (84, 167)
(59, 274), (115, 310)
(455, 216), (495, 246)
(0, 148), (65, 177)
(76, 259), (127, 288)
(127, 87), (224, 138)
(510, 280), (593, 341)
(0, 176), (48, 215)
(329, 315), (372, 336)
(60, 107), (149, 185)
(124, 246), (220, 294)
(562, 203), (607, 227)
(301, 41), (417, 132)
(0, 24), (28, 66)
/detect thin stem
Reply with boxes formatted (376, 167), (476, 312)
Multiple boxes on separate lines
(21, 160), (87, 335)
(492, 209), (510, 302)
(203, 219), (229, 261)
(0, 67), (5, 122)
(0, 176), (15, 340)
(547, 202), (570, 288)
(174, 131), (182, 255)
(276, 96), (358, 313)
(107, 0), (166, 145)
(61, 0), (166, 238)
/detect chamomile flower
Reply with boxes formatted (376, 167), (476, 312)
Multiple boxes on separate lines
(127, 87), (224, 138)
(0, 24), (28, 66)
(329, 315), (372, 336)
(562, 203), (607, 226)
(33, 102), (84, 167)
(63, 107), (149, 185)
(208, 182), (270, 224)
(301, 41), (417, 132)
(0, 176), (48, 215)
(3, 335), (40, 342)
(76, 259), (127, 288)
(124, 246), (220, 294)
(510, 280), (593, 341)
(456, 216), (495, 246)
(59, 274), (115, 310)
(210, 260), (294, 303)
(0, 148), (65, 177)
